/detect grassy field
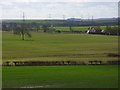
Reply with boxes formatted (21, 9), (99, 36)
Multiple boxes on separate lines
(2, 31), (119, 88)
(2, 65), (118, 88)
(54, 26), (90, 31)
(54, 26), (106, 31)
(2, 32), (118, 63)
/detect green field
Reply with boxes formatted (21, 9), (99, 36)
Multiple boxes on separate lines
(2, 65), (118, 88)
(3, 32), (118, 63)
(2, 31), (119, 88)
(54, 26), (90, 31)
(54, 26), (106, 31)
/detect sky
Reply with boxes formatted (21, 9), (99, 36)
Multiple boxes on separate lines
(0, 0), (119, 19)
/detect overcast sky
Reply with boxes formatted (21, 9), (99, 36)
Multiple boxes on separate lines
(0, 0), (119, 19)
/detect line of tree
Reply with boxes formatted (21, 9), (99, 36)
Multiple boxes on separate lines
(104, 26), (120, 35)
(2, 18), (118, 28)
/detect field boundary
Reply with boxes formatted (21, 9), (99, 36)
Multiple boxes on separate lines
(2, 60), (120, 66)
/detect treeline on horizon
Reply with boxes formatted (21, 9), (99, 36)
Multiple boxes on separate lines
(2, 17), (118, 27)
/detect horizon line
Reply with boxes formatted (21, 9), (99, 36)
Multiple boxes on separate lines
(1, 17), (118, 20)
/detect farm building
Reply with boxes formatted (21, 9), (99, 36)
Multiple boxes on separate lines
(87, 27), (103, 34)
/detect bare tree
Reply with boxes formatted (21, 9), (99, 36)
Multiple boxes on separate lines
(13, 12), (31, 40)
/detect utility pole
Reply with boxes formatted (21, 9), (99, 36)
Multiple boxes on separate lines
(48, 14), (52, 27)
(81, 15), (83, 25)
(88, 13), (89, 21)
(92, 16), (94, 26)
(63, 15), (65, 20)
(22, 12), (25, 40)
(49, 14), (51, 19)
(63, 15), (65, 26)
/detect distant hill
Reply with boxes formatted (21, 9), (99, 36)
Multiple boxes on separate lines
(67, 17), (118, 21)
(2, 17), (118, 26)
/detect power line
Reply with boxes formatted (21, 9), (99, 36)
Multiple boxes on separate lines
(63, 15), (65, 20)
(49, 14), (51, 19)
(23, 12), (25, 22)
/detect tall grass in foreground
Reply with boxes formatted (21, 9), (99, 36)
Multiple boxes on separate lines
(2, 65), (118, 88)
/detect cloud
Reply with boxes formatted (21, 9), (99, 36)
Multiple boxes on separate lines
(1, 2), (118, 19)
(0, 0), (119, 3)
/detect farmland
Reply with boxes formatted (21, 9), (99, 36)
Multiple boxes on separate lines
(2, 30), (119, 88)
(2, 32), (118, 63)
(54, 26), (106, 31)
(2, 65), (118, 88)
